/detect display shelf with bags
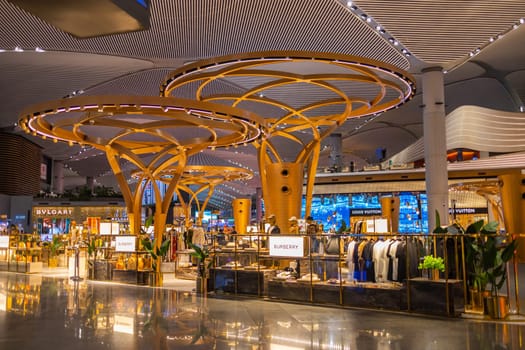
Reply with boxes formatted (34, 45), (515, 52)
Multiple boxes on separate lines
(111, 251), (152, 285)
(110, 235), (153, 285)
(88, 235), (115, 281)
(0, 235), (10, 271)
(8, 234), (42, 274)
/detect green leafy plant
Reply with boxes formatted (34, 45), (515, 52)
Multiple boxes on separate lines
(188, 242), (211, 276)
(469, 221), (517, 296)
(87, 237), (97, 257)
(418, 255), (445, 272)
(141, 237), (171, 271)
(48, 235), (64, 257)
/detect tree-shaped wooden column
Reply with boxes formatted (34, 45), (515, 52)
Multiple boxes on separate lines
(135, 152), (253, 230)
(162, 51), (415, 231)
(19, 95), (264, 283)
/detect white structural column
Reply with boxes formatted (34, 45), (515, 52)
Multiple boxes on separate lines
(422, 67), (448, 232)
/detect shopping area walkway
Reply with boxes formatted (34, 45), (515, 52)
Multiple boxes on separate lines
(0, 271), (522, 350)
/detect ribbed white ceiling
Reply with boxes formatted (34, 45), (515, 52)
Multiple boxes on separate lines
(354, 0), (525, 68)
(388, 105), (525, 164)
(1, 0), (525, 198)
(0, 0), (408, 68)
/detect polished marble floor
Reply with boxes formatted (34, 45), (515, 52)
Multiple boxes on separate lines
(0, 271), (524, 350)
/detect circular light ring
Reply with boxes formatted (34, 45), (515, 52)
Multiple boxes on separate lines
(132, 165), (253, 185)
(161, 50), (416, 124)
(18, 95), (266, 150)
(449, 180), (501, 196)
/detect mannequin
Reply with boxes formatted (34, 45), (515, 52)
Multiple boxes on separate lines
(288, 216), (299, 234)
(69, 220), (79, 245)
(192, 219), (206, 246)
(266, 214), (280, 234)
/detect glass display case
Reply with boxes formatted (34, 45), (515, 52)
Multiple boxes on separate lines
(88, 235), (153, 285)
(0, 235), (9, 271)
(8, 233), (43, 273)
(205, 232), (460, 315)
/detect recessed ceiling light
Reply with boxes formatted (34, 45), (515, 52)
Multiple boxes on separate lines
(14, 46), (23, 52)
(35, 47), (45, 52)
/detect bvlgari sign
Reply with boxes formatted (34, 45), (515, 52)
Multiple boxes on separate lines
(34, 208), (74, 217)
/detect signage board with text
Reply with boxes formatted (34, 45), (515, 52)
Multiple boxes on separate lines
(115, 236), (136, 252)
(268, 236), (305, 257)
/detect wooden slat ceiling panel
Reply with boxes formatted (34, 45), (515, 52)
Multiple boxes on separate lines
(0, 0), (408, 68)
(354, 0), (525, 67)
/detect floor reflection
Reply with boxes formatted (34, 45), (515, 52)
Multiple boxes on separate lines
(0, 272), (523, 349)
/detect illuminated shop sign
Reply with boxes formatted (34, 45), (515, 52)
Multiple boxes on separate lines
(34, 208), (74, 216)
(449, 208), (488, 214)
(269, 236), (305, 257)
(350, 208), (383, 216)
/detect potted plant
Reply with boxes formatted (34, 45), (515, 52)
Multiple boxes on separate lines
(189, 242), (211, 294)
(418, 255), (445, 280)
(468, 221), (517, 318)
(141, 237), (171, 286)
(47, 235), (64, 267)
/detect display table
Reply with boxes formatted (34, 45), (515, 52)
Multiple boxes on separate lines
(408, 278), (464, 316)
(112, 269), (150, 285)
(267, 279), (313, 302)
(211, 267), (273, 295)
(268, 280), (405, 310)
(342, 282), (405, 310)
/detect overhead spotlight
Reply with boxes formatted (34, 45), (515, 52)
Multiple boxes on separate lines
(469, 52), (474, 57)
(388, 38), (394, 43)
(513, 24), (519, 30)
(35, 47), (45, 52)
(489, 37), (494, 42)
(520, 106), (524, 112)
(366, 17), (372, 23)
(393, 40), (399, 46)
(401, 49), (408, 54)
(14, 46), (23, 52)
(346, 0), (352, 6)
(521, 18), (525, 24)
(375, 25), (381, 31)
(360, 14), (367, 20)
